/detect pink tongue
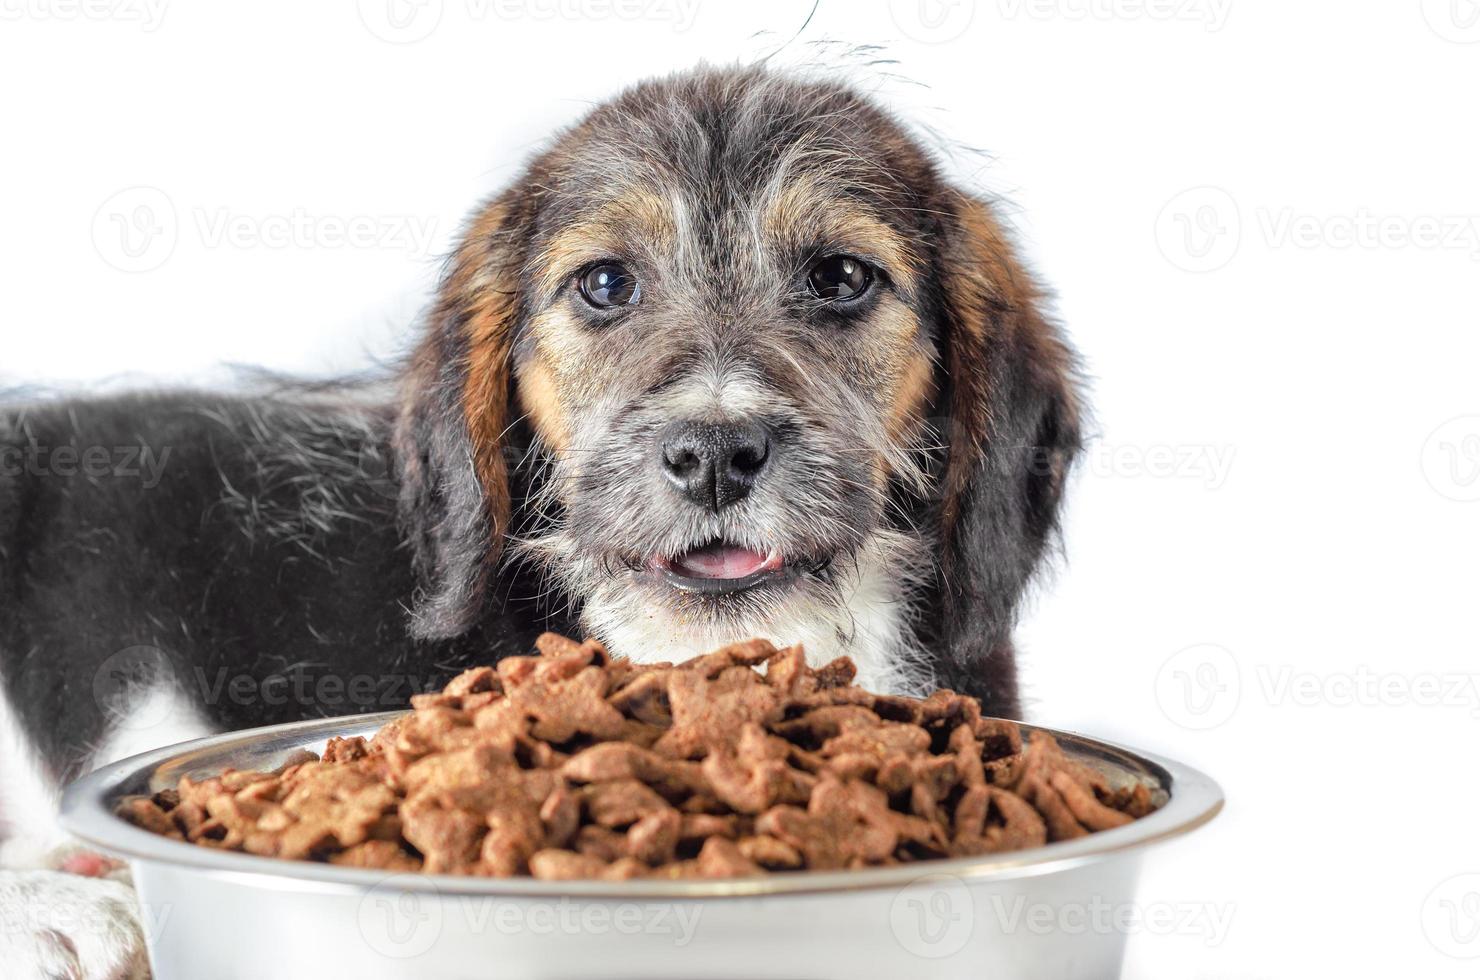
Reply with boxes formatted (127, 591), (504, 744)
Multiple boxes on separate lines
(672, 544), (773, 579)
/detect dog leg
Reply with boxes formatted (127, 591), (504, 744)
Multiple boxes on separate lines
(0, 870), (149, 980)
(2, 670), (211, 980)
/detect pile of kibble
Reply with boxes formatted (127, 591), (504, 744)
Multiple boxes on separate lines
(120, 634), (1157, 879)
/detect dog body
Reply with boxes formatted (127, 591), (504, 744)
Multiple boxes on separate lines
(0, 392), (561, 850)
(0, 65), (1080, 977)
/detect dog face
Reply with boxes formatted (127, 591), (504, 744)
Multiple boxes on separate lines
(397, 67), (1081, 703)
(506, 76), (947, 683)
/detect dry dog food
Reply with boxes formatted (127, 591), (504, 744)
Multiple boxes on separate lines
(120, 635), (1158, 878)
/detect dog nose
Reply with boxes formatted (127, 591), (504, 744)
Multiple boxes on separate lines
(660, 419), (771, 511)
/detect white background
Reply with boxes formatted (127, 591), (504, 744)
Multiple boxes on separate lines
(3, 1), (1479, 977)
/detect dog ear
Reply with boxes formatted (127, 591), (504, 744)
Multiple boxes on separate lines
(394, 193), (530, 640)
(929, 192), (1084, 716)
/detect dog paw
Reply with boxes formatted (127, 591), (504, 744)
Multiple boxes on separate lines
(0, 870), (149, 979)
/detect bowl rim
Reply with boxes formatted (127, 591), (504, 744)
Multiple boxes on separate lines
(61, 711), (1223, 900)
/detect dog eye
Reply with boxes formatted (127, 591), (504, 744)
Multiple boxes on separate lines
(578, 262), (641, 308)
(807, 255), (873, 302)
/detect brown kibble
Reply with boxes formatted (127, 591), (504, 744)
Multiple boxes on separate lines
(822, 752), (881, 781)
(626, 807), (681, 865)
(810, 657), (858, 690)
(606, 671), (673, 726)
(401, 795), (488, 873)
(1109, 782), (1157, 819)
(128, 633), (1156, 879)
(677, 793), (727, 815)
(737, 834), (803, 869)
(755, 778), (899, 870)
(331, 840), (422, 872)
(772, 705), (881, 743)
(702, 724), (814, 813)
(820, 722), (931, 759)
(791, 685), (876, 711)
(444, 665), (501, 697)
(602, 856), (651, 880)
(562, 742), (705, 797)
(953, 785), (1048, 854)
(696, 836), (761, 878)
(1049, 771), (1134, 832)
(116, 797), (181, 839)
(529, 848), (609, 881)
(1018, 730), (1109, 795)
(916, 689), (981, 728)
(760, 643), (808, 693)
(539, 782), (580, 848)
(1020, 774), (1087, 842)
(681, 638), (777, 677)
(573, 824), (627, 862)
(533, 632), (609, 667)
(877, 752), (958, 800)
(582, 779), (669, 828)
(322, 736), (370, 764)
(481, 803), (547, 877)
(478, 663), (625, 744)
(647, 859), (704, 880)
(652, 668), (783, 759)
(679, 813), (742, 842)
(616, 718), (666, 749)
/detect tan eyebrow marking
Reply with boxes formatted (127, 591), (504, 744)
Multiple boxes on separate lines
(761, 177), (924, 292)
(532, 189), (677, 297)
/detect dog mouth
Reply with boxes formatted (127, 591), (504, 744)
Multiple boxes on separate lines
(651, 541), (793, 595)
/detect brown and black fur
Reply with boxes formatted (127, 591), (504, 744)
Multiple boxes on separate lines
(0, 65), (1080, 807)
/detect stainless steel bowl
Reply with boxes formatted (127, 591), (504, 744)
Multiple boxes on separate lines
(61, 713), (1222, 980)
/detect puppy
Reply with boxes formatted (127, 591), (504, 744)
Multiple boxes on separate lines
(0, 65), (1081, 976)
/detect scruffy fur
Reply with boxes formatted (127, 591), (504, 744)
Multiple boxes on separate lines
(0, 70), (1082, 955)
(397, 65), (1082, 713)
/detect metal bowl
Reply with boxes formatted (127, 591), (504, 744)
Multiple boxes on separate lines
(61, 712), (1222, 980)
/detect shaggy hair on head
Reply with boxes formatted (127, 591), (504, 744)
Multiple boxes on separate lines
(395, 64), (1082, 707)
